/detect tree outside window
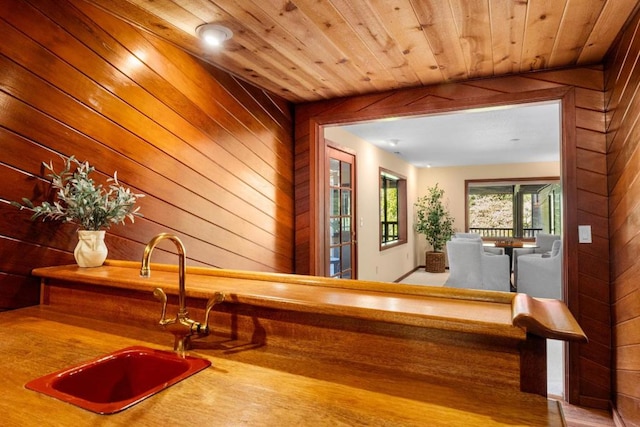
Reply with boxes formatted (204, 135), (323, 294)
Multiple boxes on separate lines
(380, 169), (407, 249)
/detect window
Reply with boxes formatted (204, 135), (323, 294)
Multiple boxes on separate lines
(380, 169), (407, 249)
(465, 178), (561, 239)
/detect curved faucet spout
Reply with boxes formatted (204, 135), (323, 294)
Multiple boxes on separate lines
(141, 233), (187, 317)
(141, 233), (225, 353)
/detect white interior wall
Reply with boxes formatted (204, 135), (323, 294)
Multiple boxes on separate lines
(325, 127), (417, 282)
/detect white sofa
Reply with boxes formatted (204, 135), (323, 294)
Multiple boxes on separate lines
(444, 239), (511, 292)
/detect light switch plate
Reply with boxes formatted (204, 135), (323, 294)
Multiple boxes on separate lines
(578, 225), (592, 243)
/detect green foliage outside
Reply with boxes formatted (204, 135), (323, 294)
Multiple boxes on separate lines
(383, 187), (398, 221)
(468, 194), (535, 230)
(468, 193), (513, 228)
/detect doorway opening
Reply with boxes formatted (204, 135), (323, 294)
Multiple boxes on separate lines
(321, 97), (568, 400)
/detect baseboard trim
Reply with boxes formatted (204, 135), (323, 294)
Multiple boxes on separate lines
(394, 267), (421, 283)
(394, 266), (449, 283)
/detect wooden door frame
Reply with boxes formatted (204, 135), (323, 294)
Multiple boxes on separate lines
(306, 86), (579, 402)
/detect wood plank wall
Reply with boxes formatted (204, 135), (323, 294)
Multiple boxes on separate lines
(0, 0), (294, 310)
(604, 9), (640, 426)
(295, 69), (610, 408)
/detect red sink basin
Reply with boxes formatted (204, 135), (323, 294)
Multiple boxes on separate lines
(25, 346), (211, 414)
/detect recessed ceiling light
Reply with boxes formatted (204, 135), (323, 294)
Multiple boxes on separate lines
(196, 23), (233, 47)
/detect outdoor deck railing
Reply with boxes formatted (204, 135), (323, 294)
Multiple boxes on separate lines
(381, 221), (399, 242)
(469, 227), (543, 238)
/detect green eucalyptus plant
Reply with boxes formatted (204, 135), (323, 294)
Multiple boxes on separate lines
(414, 183), (455, 252)
(12, 156), (143, 231)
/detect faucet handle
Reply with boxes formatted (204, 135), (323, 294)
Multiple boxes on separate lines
(153, 287), (170, 325)
(200, 292), (225, 335)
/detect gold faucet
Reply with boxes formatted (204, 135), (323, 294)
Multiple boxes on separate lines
(140, 233), (224, 354)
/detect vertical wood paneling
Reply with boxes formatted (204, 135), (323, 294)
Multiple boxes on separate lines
(0, 0), (294, 310)
(604, 7), (640, 426)
(295, 68), (610, 408)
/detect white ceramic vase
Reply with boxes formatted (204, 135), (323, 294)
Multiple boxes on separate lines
(74, 230), (108, 267)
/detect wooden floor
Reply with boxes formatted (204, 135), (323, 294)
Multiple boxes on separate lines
(561, 401), (614, 426)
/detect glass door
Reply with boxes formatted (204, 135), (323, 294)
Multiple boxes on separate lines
(327, 146), (356, 279)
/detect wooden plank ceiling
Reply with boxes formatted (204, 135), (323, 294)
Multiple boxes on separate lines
(86, 0), (640, 102)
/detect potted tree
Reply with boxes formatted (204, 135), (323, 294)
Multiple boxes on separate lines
(12, 155), (143, 267)
(414, 183), (455, 273)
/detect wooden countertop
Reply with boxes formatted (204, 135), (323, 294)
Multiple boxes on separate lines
(0, 306), (565, 426)
(33, 261), (586, 342)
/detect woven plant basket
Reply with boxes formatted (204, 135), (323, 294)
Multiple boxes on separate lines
(425, 251), (446, 273)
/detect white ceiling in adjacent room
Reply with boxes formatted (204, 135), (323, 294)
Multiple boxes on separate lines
(339, 101), (561, 168)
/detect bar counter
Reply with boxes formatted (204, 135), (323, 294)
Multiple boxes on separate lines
(1, 306), (568, 426)
(0, 260), (587, 425)
(33, 260), (586, 342)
